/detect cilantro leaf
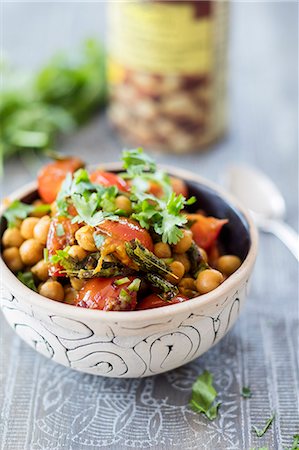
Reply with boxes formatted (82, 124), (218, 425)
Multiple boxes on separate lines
(4, 200), (33, 227)
(241, 386), (252, 398)
(189, 370), (221, 421)
(17, 271), (37, 292)
(252, 413), (275, 437)
(56, 172), (73, 216)
(132, 191), (188, 244)
(3, 200), (50, 227)
(122, 147), (156, 176)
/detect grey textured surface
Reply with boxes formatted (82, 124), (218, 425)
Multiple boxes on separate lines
(1, 2), (298, 449)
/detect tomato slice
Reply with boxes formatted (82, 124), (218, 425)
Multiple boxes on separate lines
(75, 277), (138, 311)
(90, 170), (130, 192)
(46, 217), (79, 277)
(38, 157), (84, 204)
(136, 293), (188, 310)
(96, 218), (154, 251)
(190, 215), (228, 250)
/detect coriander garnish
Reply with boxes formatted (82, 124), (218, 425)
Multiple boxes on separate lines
(189, 370), (221, 420)
(241, 386), (252, 398)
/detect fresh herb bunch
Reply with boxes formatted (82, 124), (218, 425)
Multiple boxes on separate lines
(1, 39), (106, 167)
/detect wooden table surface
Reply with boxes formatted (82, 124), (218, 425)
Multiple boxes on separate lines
(1, 2), (298, 449)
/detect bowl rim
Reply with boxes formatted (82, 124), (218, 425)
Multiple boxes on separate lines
(0, 163), (258, 322)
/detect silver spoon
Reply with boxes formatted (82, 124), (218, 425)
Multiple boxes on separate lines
(226, 165), (299, 261)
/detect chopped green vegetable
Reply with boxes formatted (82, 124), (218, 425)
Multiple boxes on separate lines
(189, 370), (221, 421)
(56, 223), (65, 237)
(145, 273), (178, 300)
(252, 413), (275, 437)
(119, 288), (132, 303)
(114, 277), (130, 286)
(3, 200), (50, 228)
(241, 386), (252, 398)
(17, 272), (37, 292)
(125, 240), (173, 278)
(128, 278), (141, 292)
(50, 247), (70, 265)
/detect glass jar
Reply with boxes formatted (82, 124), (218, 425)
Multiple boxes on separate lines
(107, 1), (229, 154)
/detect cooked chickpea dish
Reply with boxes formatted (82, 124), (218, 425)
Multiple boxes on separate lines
(1, 149), (242, 311)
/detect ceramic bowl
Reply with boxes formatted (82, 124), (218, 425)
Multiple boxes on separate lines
(0, 164), (258, 378)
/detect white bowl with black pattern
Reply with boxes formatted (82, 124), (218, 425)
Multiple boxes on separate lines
(0, 165), (258, 378)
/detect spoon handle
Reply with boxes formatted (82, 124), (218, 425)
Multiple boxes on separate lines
(258, 219), (299, 261)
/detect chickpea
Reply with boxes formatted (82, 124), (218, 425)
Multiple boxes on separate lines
(172, 229), (193, 254)
(19, 239), (43, 266)
(217, 255), (242, 276)
(2, 227), (24, 248)
(33, 216), (51, 244)
(20, 217), (39, 240)
(39, 280), (64, 302)
(31, 260), (49, 281)
(31, 200), (48, 218)
(178, 277), (197, 297)
(199, 247), (208, 263)
(115, 195), (132, 214)
(70, 277), (85, 291)
(2, 247), (24, 272)
(75, 225), (97, 251)
(154, 242), (172, 259)
(195, 269), (224, 295)
(166, 261), (185, 285)
(173, 253), (191, 273)
(64, 286), (77, 304)
(68, 245), (87, 260)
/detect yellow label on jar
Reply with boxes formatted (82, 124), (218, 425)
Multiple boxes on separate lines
(108, 3), (213, 76)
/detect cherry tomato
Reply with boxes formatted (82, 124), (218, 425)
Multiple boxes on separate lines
(190, 215), (228, 250)
(46, 217), (79, 277)
(136, 293), (188, 310)
(148, 177), (188, 198)
(96, 218), (154, 251)
(170, 177), (188, 198)
(90, 170), (130, 192)
(38, 157), (84, 204)
(75, 277), (138, 311)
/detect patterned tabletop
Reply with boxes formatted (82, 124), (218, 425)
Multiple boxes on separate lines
(1, 2), (298, 450)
